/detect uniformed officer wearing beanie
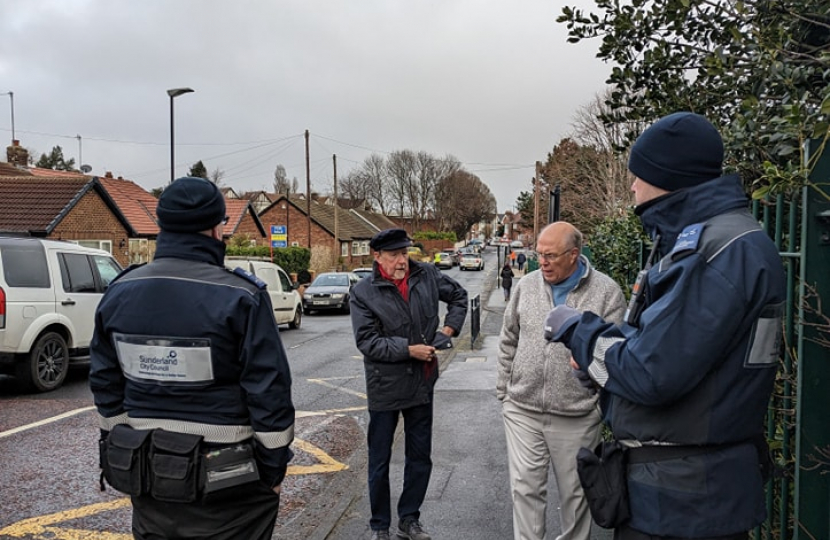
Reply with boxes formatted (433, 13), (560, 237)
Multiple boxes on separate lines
(90, 176), (295, 540)
(544, 113), (786, 540)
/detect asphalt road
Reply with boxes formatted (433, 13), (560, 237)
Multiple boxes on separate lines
(0, 254), (492, 540)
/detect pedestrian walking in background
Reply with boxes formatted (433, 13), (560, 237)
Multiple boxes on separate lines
(90, 177), (295, 540)
(500, 262), (514, 301)
(497, 222), (626, 540)
(510, 249), (517, 267)
(350, 228), (468, 540)
(516, 251), (527, 272)
(546, 112), (787, 540)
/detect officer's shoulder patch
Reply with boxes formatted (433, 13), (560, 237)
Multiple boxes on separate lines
(669, 222), (705, 260)
(230, 267), (267, 289)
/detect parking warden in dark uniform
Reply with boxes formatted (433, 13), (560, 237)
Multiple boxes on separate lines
(350, 229), (468, 540)
(89, 176), (295, 540)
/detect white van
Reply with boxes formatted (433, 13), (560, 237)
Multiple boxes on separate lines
(0, 237), (122, 392)
(224, 257), (303, 330)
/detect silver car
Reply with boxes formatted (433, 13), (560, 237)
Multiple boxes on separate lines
(302, 272), (360, 314)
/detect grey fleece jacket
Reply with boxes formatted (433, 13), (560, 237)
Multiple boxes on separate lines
(497, 256), (626, 415)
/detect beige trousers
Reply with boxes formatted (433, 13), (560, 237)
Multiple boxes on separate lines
(502, 399), (602, 540)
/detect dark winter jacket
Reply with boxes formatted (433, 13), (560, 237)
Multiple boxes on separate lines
(89, 231), (295, 487)
(500, 265), (514, 288)
(564, 174), (786, 537)
(350, 259), (467, 411)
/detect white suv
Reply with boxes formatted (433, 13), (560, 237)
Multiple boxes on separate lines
(0, 238), (122, 392)
(224, 257), (303, 330)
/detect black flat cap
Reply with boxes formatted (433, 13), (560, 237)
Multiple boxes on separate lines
(370, 228), (412, 251)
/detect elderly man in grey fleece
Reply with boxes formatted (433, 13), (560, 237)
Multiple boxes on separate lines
(497, 221), (626, 540)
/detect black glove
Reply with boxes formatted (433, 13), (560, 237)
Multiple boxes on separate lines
(543, 305), (580, 345)
(572, 369), (597, 395)
(431, 332), (453, 350)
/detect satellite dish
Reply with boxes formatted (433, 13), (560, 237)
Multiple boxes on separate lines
(80, 164), (92, 173)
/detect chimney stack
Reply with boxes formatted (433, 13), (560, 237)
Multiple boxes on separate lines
(6, 140), (29, 168)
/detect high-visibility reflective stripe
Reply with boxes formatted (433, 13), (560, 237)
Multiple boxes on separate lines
(587, 336), (623, 388)
(98, 414), (258, 444)
(255, 424), (295, 449)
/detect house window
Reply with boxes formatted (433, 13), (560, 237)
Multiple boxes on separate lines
(361, 241), (370, 255)
(351, 241), (360, 256)
(76, 240), (113, 253)
(128, 238), (155, 264)
(341, 242), (349, 257)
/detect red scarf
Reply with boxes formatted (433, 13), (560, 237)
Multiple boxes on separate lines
(378, 264), (409, 302)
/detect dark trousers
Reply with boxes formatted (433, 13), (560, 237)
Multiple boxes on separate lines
(131, 482), (280, 540)
(367, 400), (434, 531)
(615, 525), (749, 540)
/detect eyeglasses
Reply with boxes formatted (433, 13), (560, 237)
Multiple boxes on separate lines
(536, 248), (576, 262)
(222, 215), (230, 225)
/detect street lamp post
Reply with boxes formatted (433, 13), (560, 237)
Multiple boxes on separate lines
(1, 91), (14, 143)
(166, 87), (194, 184)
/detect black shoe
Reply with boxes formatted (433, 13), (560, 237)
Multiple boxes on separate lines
(371, 530), (391, 540)
(397, 519), (431, 540)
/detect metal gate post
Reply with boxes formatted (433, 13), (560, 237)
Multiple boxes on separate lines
(794, 139), (830, 540)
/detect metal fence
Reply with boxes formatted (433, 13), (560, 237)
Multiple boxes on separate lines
(752, 139), (830, 540)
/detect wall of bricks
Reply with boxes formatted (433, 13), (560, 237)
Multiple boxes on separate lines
(231, 212), (267, 246)
(48, 190), (131, 267)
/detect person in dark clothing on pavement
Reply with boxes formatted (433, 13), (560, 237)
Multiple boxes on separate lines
(350, 228), (468, 540)
(500, 262), (514, 301)
(545, 113), (786, 540)
(90, 177), (295, 540)
(516, 251), (526, 272)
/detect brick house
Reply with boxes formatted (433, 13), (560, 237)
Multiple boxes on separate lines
(0, 172), (134, 267)
(224, 198), (267, 246)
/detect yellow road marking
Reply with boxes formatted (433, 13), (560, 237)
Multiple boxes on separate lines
(287, 438), (349, 475)
(0, 407), (95, 439)
(307, 377), (367, 399)
(296, 405), (366, 418)
(0, 498), (131, 539)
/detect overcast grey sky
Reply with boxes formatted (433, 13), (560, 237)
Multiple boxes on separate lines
(0, 0), (609, 213)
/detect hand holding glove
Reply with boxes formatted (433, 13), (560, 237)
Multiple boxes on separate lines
(543, 305), (581, 345)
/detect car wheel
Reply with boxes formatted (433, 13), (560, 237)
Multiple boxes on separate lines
(18, 331), (69, 392)
(289, 306), (302, 329)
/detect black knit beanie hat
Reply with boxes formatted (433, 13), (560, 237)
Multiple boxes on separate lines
(628, 112), (724, 191)
(156, 177), (226, 233)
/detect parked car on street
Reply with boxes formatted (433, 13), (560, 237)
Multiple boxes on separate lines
(0, 237), (122, 392)
(460, 252), (485, 271)
(352, 267), (374, 280)
(434, 252), (454, 269)
(440, 249), (459, 266)
(225, 257), (303, 330)
(302, 272), (361, 314)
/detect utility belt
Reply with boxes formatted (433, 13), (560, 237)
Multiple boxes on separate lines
(576, 437), (771, 529)
(99, 424), (261, 503)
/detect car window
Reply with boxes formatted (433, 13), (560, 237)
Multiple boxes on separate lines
(1, 243), (50, 288)
(92, 255), (122, 288)
(313, 274), (348, 287)
(59, 253), (97, 293)
(278, 269), (293, 292)
(256, 266), (279, 290)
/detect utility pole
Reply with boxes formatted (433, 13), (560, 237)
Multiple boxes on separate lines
(533, 161), (543, 242)
(305, 129), (311, 249)
(333, 154), (339, 266)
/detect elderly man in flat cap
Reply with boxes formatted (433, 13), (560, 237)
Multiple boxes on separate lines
(90, 176), (295, 540)
(350, 228), (468, 540)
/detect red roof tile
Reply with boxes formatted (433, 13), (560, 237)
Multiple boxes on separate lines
(0, 176), (95, 233)
(99, 177), (160, 236)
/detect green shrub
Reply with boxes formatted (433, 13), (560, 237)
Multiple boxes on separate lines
(413, 231), (457, 242)
(225, 245), (310, 278)
(587, 208), (650, 298)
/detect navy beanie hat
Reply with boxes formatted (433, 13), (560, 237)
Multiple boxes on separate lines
(628, 112), (724, 191)
(156, 177), (226, 233)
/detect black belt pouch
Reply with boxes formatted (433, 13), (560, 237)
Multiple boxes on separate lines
(576, 441), (630, 528)
(201, 443), (261, 502)
(102, 424), (152, 496)
(149, 429), (204, 503)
